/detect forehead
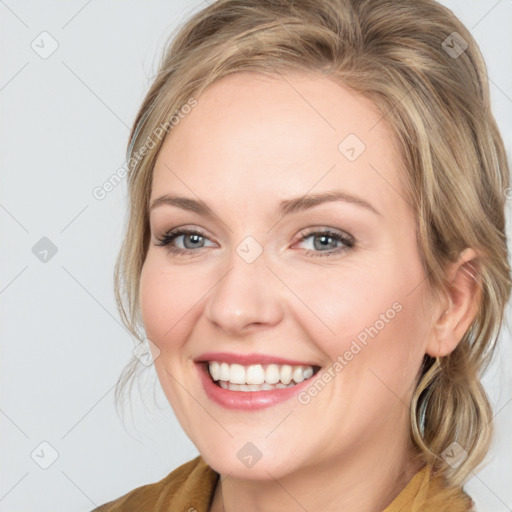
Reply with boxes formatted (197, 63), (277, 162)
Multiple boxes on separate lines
(151, 71), (410, 222)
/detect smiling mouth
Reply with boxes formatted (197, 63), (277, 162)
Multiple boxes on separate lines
(205, 361), (321, 392)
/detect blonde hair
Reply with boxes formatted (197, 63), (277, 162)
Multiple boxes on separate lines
(114, 0), (511, 488)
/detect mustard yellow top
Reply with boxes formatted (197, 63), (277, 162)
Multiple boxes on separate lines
(92, 456), (474, 511)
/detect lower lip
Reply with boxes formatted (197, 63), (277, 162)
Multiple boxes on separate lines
(196, 363), (317, 410)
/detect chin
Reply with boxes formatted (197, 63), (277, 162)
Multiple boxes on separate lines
(196, 439), (306, 480)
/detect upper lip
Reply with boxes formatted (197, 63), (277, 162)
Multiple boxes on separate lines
(194, 352), (319, 367)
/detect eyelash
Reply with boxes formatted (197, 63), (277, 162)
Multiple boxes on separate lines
(155, 227), (355, 258)
(298, 228), (355, 257)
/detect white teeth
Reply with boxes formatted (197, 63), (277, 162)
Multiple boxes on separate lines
(207, 361), (317, 388)
(209, 361), (220, 380)
(292, 366), (304, 383)
(246, 364), (265, 385)
(229, 363), (246, 384)
(218, 381), (296, 391)
(280, 365), (293, 385)
(219, 362), (230, 381)
(265, 364), (280, 384)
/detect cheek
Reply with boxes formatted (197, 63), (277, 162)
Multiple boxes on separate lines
(291, 261), (402, 346)
(139, 256), (202, 347)
(297, 254), (428, 385)
(333, 283), (430, 401)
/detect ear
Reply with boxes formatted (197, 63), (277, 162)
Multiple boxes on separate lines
(425, 248), (482, 358)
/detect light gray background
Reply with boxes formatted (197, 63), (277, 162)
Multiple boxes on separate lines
(1, 1), (511, 511)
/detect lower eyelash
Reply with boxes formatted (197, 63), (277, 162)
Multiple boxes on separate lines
(298, 229), (355, 257)
(155, 228), (206, 255)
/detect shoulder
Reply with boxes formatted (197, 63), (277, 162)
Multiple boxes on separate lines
(91, 455), (219, 512)
(385, 465), (475, 512)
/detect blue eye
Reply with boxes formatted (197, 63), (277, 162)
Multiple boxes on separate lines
(296, 229), (355, 257)
(155, 227), (214, 255)
(155, 227), (355, 257)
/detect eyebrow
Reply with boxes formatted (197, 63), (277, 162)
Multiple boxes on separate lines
(149, 190), (381, 217)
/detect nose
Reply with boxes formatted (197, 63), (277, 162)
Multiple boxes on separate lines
(204, 246), (285, 336)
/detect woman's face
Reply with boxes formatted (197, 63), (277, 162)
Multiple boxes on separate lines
(140, 72), (438, 478)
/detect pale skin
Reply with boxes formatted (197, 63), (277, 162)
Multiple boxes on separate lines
(139, 72), (481, 512)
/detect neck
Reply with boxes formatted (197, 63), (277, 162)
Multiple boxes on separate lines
(209, 424), (422, 512)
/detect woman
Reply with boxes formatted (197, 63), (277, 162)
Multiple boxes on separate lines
(94, 0), (511, 510)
